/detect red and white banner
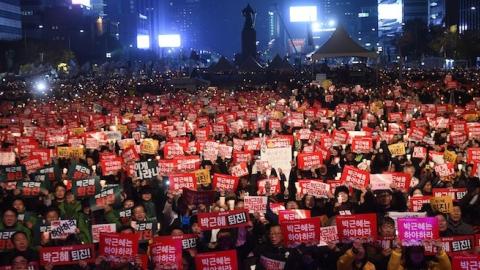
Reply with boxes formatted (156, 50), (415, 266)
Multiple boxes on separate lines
(412, 146), (427, 159)
(195, 250), (238, 270)
(297, 180), (330, 198)
(336, 214), (377, 241)
(297, 152), (322, 170)
(257, 178), (280, 195)
(100, 157), (123, 176)
(370, 172), (411, 191)
(99, 233), (139, 262)
(351, 137), (373, 153)
(424, 235), (474, 256)
(409, 196), (432, 212)
(278, 210), (311, 223)
(280, 217), (321, 247)
(212, 174), (239, 191)
(40, 244), (95, 266)
(150, 236), (183, 270)
(243, 196), (268, 214)
(91, 224), (116, 243)
(198, 210), (249, 230)
(319, 226), (339, 246)
(467, 148), (480, 164)
(169, 173), (197, 192)
(432, 188), (467, 201)
(397, 217), (438, 246)
(434, 163), (455, 178)
(451, 255), (480, 270)
(340, 166), (370, 190)
(231, 162), (249, 177)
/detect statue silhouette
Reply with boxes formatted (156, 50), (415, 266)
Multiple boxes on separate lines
(242, 4), (256, 29)
(241, 4), (257, 60)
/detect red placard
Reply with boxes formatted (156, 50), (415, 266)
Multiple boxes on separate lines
(297, 152), (323, 170)
(351, 137), (373, 153)
(169, 173), (197, 192)
(412, 146), (427, 159)
(99, 233), (139, 262)
(150, 236), (183, 270)
(319, 226), (339, 246)
(198, 210), (249, 230)
(409, 127), (427, 142)
(212, 173), (239, 191)
(432, 188), (467, 201)
(121, 146), (139, 164)
(232, 151), (253, 164)
(100, 157), (123, 176)
(452, 255), (480, 270)
(278, 210), (311, 223)
(409, 196), (432, 212)
(164, 143), (185, 159)
(257, 178), (280, 195)
(21, 155), (44, 174)
(231, 162), (249, 177)
(297, 180), (330, 198)
(340, 165), (370, 190)
(331, 129), (348, 145)
(397, 217), (438, 246)
(467, 148), (480, 164)
(336, 214), (377, 241)
(243, 196), (268, 214)
(195, 250), (238, 270)
(280, 217), (321, 247)
(434, 163), (455, 178)
(424, 235), (474, 255)
(385, 172), (412, 190)
(40, 244), (95, 266)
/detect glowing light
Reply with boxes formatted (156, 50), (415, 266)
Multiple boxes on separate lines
(137, 35), (150, 49)
(290, 6), (317, 22)
(158, 34), (181, 48)
(328, 20), (336, 27)
(35, 81), (47, 92)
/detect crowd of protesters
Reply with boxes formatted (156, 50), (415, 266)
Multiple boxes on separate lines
(0, 69), (480, 270)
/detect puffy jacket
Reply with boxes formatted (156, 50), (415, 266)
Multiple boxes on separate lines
(338, 249), (376, 270)
(387, 249), (451, 270)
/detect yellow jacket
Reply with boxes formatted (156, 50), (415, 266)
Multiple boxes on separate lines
(387, 249), (451, 270)
(337, 249), (376, 270)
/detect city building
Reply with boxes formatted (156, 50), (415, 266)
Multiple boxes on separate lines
(0, 0), (22, 40)
(404, 0), (428, 23)
(428, 0), (445, 26)
(459, 0), (480, 33)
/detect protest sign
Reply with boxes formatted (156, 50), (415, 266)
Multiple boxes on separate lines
(297, 180), (330, 198)
(91, 224), (116, 243)
(68, 162), (91, 180)
(370, 172), (411, 191)
(195, 250), (238, 270)
(257, 178), (280, 195)
(340, 166), (370, 190)
(424, 235), (474, 256)
(40, 244), (95, 266)
(99, 233), (139, 263)
(297, 152), (322, 170)
(260, 146), (292, 179)
(1, 165), (25, 182)
(409, 196), (432, 212)
(336, 214), (377, 241)
(278, 210), (311, 223)
(430, 196), (453, 214)
(194, 169), (211, 186)
(169, 173), (197, 192)
(134, 160), (159, 180)
(351, 137), (373, 153)
(182, 188), (216, 206)
(150, 236), (183, 270)
(50, 220), (77, 240)
(397, 217), (439, 246)
(280, 217), (321, 247)
(412, 146), (427, 159)
(212, 173), (239, 191)
(451, 255), (480, 270)
(198, 210), (249, 230)
(231, 162), (249, 177)
(432, 188), (467, 201)
(319, 226), (339, 246)
(244, 196), (268, 214)
(388, 142), (406, 156)
(100, 157), (123, 176)
(133, 219), (157, 241)
(434, 163), (455, 178)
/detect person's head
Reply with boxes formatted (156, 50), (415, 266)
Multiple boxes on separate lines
(11, 231), (29, 252)
(303, 195), (315, 209)
(140, 186), (152, 201)
(65, 191), (76, 204)
(449, 204), (462, 223)
(10, 255), (28, 270)
(123, 198), (134, 209)
(436, 213), (448, 232)
(375, 190), (393, 207)
(421, 181), (432, 193)
(286, 200), (299, 210)
(411, 188), (423, 197)
(54, 183), (67, 200)
(190, 216), (201, 235)
(268, 224), (283, 247)
(44, 207), (60, 223)
(378, 217), (395, 238)
(86, 156), (96, 167)
(171, 228), (184, 236)
(118, 225), (135, 234)
(12, 199), (25, 213)
(404, 164), (416, 177)
(132, 204), (147, 221)
(335, 186), (350, 203)
(2, 207), (18, 227)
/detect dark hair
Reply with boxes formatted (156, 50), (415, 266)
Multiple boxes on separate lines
(10, 231), (27, 241)
(403, 246), (427, 269)
(3, 207), (18, 217)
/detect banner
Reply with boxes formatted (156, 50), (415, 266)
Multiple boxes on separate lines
(89, 186), (122, 211)
(280, 217), (321, 247)
(351, 137), (373, 153)
(340, 166), (370, 190)
(150, 236), (183, 270)
(140, 139), (159, 155)
(370, 172), (411, 191)
(260, 146), (292, 180)
(17, 181), (46, 197)
(451, 255), (480, 270)
(50, 220), (77, 239)
(434, 163), (455, 178)
(231, 162), (249, 177)
(319, 226), (339, 246)
(91, 224), (116, 243)
(397, 217), (438, 246)
(212, 174), (239, 191)
(21, 156), (44, 174)
(278, 210), (311, 223)
(133, 219), (157, 241)
(0, 230), (15, 250)
(259, 256), (286, 270)
(297, 152), (322, 170)
(99, 233), (139, 262)
(336, 214), (377, 241)
(467, 148), (480, 164)
(169, 173), (197, 192)
(424, 235), (474, 256)
(40, 244), (95, 266)
(1, 165), (25, 181)
(257, 178), (280, 195)
(134, 160), (159, 180)
(430, 196), (453, 214)
(122, 146), (140, 164)
(198, 210), (249, 230)
(244, 196), (268, 214)
(412, 146), (427, 159)
(0, 152), (15, 166)
(297, 180), (330, 198)
(195, 169), (211, 186)
(432, 188), (467, 201)
(72, 177), (101, 198)
(388, 142), (406, 156)
(68, 162), (91, 180)
(101, 157), (123, 176)
(409, 196), (432, 212)
(195, 250), (238, 270)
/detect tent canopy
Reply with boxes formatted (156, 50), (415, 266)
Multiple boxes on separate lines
(268, 54), (294, 72)
(239, 56), (264, 73)
(311, 26), (378, 60)
(209, 56), (236, 73)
